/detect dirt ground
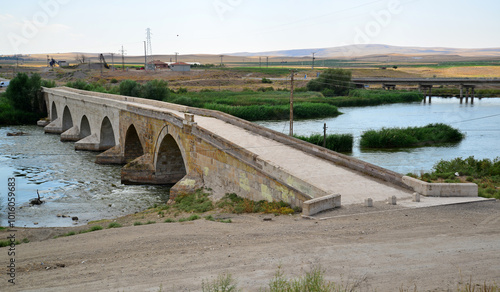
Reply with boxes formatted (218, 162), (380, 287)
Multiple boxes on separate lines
(2, 200), (499, 291)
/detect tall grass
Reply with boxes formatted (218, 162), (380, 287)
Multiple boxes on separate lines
(360, 123), (464, 149)
(331, 89), (424, 107)
(204, 103), (341, 121)
(294, 133), (353, 153)
(430, 88), (500, 97)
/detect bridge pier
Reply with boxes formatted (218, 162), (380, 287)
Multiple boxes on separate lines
(382, 84), (396, 90)
(461, 85), (476, 104)
(60, 126), (81, 142)
(44, 118), (63, 134)
(420, 85), (432, 103)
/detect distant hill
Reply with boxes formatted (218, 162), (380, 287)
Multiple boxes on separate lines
(228, 44), (500, 58)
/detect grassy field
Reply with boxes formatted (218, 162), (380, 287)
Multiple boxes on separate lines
(360, 123), (464, 149)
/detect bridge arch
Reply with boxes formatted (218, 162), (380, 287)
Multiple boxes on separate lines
(51, 101), (58, 121)
(99, 117), (116, 150)
(124, 124), (144, 163)
(62, 106), (73, 132)
(154, 127), (187, 184)
(79, 115), (91, 139)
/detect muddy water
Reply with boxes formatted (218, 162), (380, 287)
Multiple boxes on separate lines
(0, 125), (169, 227)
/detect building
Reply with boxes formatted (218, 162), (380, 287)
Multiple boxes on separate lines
(170, 62), (191, 72)
(148, 60), (169, 69)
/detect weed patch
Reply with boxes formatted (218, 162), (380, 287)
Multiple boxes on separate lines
(107, 222), (122, 229)
(361, 123), (464, 148)
(217, 193), (298, 215)
(202, 273), (239, 292)
(178, 215), (201, 222)
(174, 190), (214, 213)
(294, 133), (353, 152)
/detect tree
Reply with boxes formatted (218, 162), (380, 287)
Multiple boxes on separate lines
(119, 80), (142, 97)
(75, 53), (87, 64)
(141, 80), (169, 101)
(5, 73), (42, 113)
(306, 68), (353, 96)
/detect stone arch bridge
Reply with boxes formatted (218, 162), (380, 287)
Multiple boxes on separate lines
(41, 87), (476, 212)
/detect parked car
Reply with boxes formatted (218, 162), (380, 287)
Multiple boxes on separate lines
(0, 80), (10, 88)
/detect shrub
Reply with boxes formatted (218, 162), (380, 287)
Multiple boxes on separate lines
(5, 73), (42, 113)
(107, 222), (122, 229)
(119, 79), (141, 97)
(202, 273), (238, 292)
(66, 80), (90, 90)
(178, 215), (201, 222)
(89, 225), (103, 231)
(262, 77), (273, 84)
(110, 78), (118, 84)
(177, 87), (188, 94)
(141, 79), (169, 100)
(41, 79), (57, 88)
(360, 123), (464, 149)
(217, 193), (296, 215)
(294, 133), (353, 152)
(257, 86), (275, 92)
(164, 218), (176, 223)
(306, 68), (354, 96)
(174, 190), (214, 213)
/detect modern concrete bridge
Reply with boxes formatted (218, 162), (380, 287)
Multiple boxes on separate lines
(41, 87), (477, 213)
(354, 77), (500, 101)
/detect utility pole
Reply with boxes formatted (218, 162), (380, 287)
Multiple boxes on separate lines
(219, 55), (224, 67)
(289, 70), (296, 136)
(144, 41), (147, 70)
(110, 53), (115, 71)
(99, 53), (103, 76)
(323, 123), (327, 148)
(259, 56), (261, 68)
(266, 56), (269, 68)
(175, 52), (179, 63)
(312, 52), (316, 69)
(120, 45), (126, 71)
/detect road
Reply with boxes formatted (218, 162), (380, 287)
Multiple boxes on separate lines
(5, 200), (500, 291)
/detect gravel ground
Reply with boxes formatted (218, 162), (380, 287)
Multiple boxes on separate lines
(2, 200), (500, 291)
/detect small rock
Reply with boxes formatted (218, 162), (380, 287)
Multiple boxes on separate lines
(33, 222), (38, 225)
(7, 132), (28, 136)
(72, 216), (79, 221)
(263, 217), (272, 221)
(56, 263), (66, 268)
(57, 214), (62, 217)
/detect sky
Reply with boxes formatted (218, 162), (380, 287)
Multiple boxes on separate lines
(1, 0), (500, 56)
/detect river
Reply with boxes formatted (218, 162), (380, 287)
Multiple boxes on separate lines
(257, 97), (500, 174)
(1, 96), (499, 228)
(0, 125), (168, 227)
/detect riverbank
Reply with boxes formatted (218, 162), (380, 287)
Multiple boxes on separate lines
(3, 200), (499, 291)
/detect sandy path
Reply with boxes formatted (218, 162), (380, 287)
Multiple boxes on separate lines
(4, 200), (500, 291)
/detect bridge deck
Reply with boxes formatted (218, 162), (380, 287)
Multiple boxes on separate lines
(138, 104), (413, 205)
